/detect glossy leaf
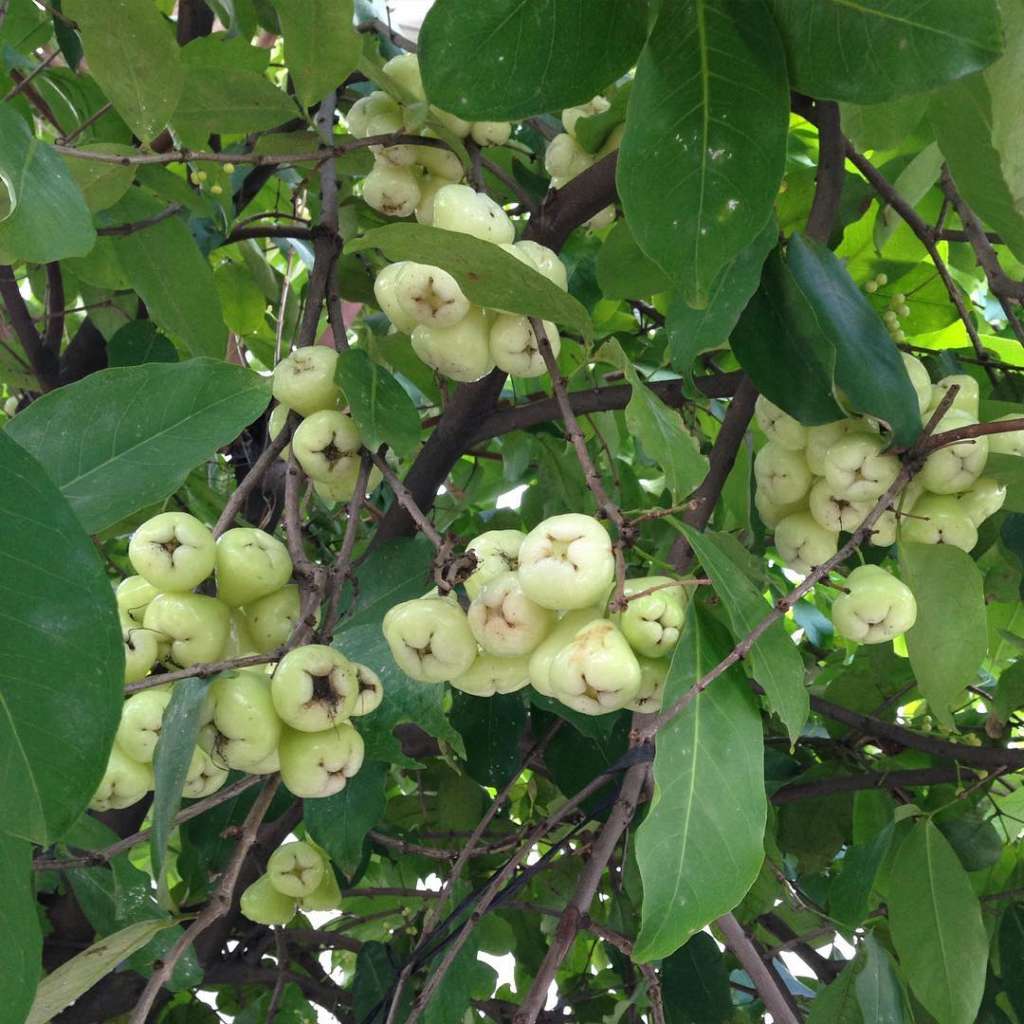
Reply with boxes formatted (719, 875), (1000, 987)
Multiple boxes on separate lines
(596, 221), (672, 300)
(418, 0), (648, 121)
(272, 0), (360, 109)
(106, 321), (179, 367)
(617, 0), (788, 307)
(0, 833), (40, 1024)
(855, 933), (905, 1024)
(6, 359), (271, 534)
(661, 932), (734, 1024)
(770, 0), (1004, 104)
(353, 941), (410, 1022)
(451, 691), (528, 788)
(829, 824), (894, 928)
(336, 348), (421, 459)
(304, 761), (388, 874)
(634, 605), (766, 961)
(0, 432), (122, 845)
(808, 962), (862, 1024)
(61, 143), (136, 214)
(172, 67), (299, 142)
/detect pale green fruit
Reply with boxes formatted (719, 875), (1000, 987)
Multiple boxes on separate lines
(562, 96), (610, 138)
(351, 663), (384, 716)
(129, 512), (216, 592)
(470, 120), (512, 147)
(957, 476), (1007, 526)
(183, 746), (228, 799)
(518, 513), (615, 611)
(450, 653), (531, 696)
(901, 494), (979, 552)
(374, 261), (418, 333)
(513, 241), (568, 290)
(143, 593), (230, 667)
(199, 669), (281, 772)
(362, 161), (421, 218)
(394, 262), (470, 328)
(832, 565), (917, 645)
(300, 862), (343, 911)
(279, 723), (365, 798)
(614, 577), (687, 659)
(411, 306), (495, 382)
(549, 620), (641, 715)
(823, 433), (900, 502)
(346, 91), (401, 137)
(416, 134), (464, 181)
(465, 529), (526, 599)
(90, 745), (154, 812)
(919, 409), (988, 494)
(430, 106), (472, 138)
(867, 480), (923, 547)
(808, 478), (872, 534)
(271, 347), (340, 418)
(292, 410), (363, 485)
(366, 109), (418, 167)
(223, 609), (259, 658)
(528, 607), (603, 696)
(116, 688), (172, 763)
(382, 597), (478, 682)
(245, 584), (301, 653)
(626, 657), (668, 714)
(489, 315), (560, 378)
(122, 624), (162, 684)
(754, 442), (813, 506)
(754, 488), (807, 530)
(544, 133), (594, 180)
(901, 353), (932, 414)
(431, 183), (514, 243)
(584, 205), (616, 231)
(382, 53), (425, 101)
(931, 374), (980, 418)
(313, 461), (383, 506)
(271, 644), (359, 732)
(774, 512), (839, 575)
(267, 403), (292, 461)
(267, 840), (326, 898)
(414, 174), (452, 224)
(214, 528), (293, 608)
(989, 414), (1024, 456)
(116, 575), (160, 626)
(247, 747), (281, 775)
(468, 571), (556, 656)
(805, 420), (863, 476)
(754, 396), (806, 451)
(240, 874), (297, 926)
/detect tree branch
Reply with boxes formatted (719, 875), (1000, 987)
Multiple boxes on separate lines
(716, 913), (801, 1024)
(803, 99), (844, 245)
(0, 264), (60, 390)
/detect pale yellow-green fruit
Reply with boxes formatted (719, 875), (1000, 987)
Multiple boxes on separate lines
(350, 663), (384, 716)
(431, 183), (514, 243)
(116, 688), (172, 764)
(143, 593), (230, 667)
(346, 91), (401, 137)
(805, 420), (863, 476)
(267, 403), (292, 462)
(300, 861), (343, 911)
(245, 584), (301, 653)
(122, 624), (162, 684)
(919, 409), (988, 494)
(382, 596), (478, 682)
(867, 479), (924, 547)
(199, 669), (281, 772)
(382, 53), (425, 101)
(90, 745), (154, 812)
(468, 571), (555, 656)
(528, 607), (603, 696)
(374, 261), (418, 333)
(957, 476), (1007, 526)
(831, 565), (917, 645)
(808, 478), (872, 534)
(900, 494), (979, 552)
(931, 374), (980, 418)
(312, 461), (383, 506)
(394, 262), (470, 328)
(182, 746), (228, 799)
(544, 133), (594, 180)
(512, 240), (568, 290)
(366, 108), (417, 167)
(414, 174), (452, 224)
(465, 529), (526, 599)
(271, 345), (340, 417)
(489, 315), (559, 378)
(129, 512), (216, 593)
(562, 96), (611, 138)
(278, 723), (365, 798)
(754, 396), (806, 451)
(823, 433), (900, 502)
(470, 120), (512, 147)
(988, 414), (1024, 456)
(223, 609), (259, 658)
(247, 747), (281, 775)
(626, 656), (668, 714)
(240, 874), (297, 926)
(411, 306), (495, 382)
(214, 528), (293, 608)
(450, 652), (531, 696)
(774, 512), (839, 575)
(415, 136), (464, 182)
(518, 513), (615, 611)
(271, 644), (359, 732)
(901, 352), (932, 414)
(116, 575), (160, 626)
(292, 410), (363, 485)
(362, 161), (421, 218)
(754, 488), (807, 529)
(614, 577), (687, 659)
(754, 442), (813, 506)
(430, 106), (472, 138)
(267, 840), (326, 898)
(548, 619), (641, 715)
(584, 205), (616, 231)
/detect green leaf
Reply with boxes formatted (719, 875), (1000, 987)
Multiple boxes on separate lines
(873, 142), (944, 252)
(214, 262), (269, 337)
(65, 0), (183, 142)
(888, 819), (987, 1024)
(595, 221), (672, 300)
(61, 143), (137, 213)
(418, 0), (648, 121)
(681, 527), (809, 741)
(770, 0), (1004, 104)
(0, 432), (122, 845)
(26, 919), (177, 1024)
(272, 0), (360, 109)
(617, 0), (788, 307)
(304, 761), (387, 874)
(106, 321), (179, 367)
(450, 691), (528, 789)
(855, 933), (905, 1024)
(574, 81), (632, 154)
(808, 962), (863, 1024)
(661, 932), (734, 1024)
(347, 224), (592, 341)
(999, 904), (1024, 1019)
(422, 938), (479, 1024)
(899, 542), (987, 730)
(6, 359), (270, 534)
(989, 455), (1024, 513)
(0, 105), (95, 262)
(634, 605), (766, 961)
(985, 0), (1024, 239)
(172, 66), (299, 142)
(104, 189), (226, 359)
(829, 824), (894, 928)
(0, 833), (40, 1024)
(336, 348), (421, 460)
(353, 942), (410, 1023)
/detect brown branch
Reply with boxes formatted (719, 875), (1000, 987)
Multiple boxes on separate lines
(370, 450), (444, 548)
(123, 651), (282, 694)
(804, 99), (844, 244)
(314, 91), (348, 350)
(320, 454), (371, 638)
(44, 262), (65, 355)
(0, 264), (60, 390)
(716, 913), (801, 1024)
(480, 154), (539, 216)
(58, 101), (113, 145)
(264, 930), (288, 1024)
(771, 766), (978, 805)
(2, 47), (60, 103)
(96, 203), (184, 238)
(222, 224), (317, 245)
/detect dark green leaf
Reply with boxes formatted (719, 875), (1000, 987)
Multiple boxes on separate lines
(999, 904), (1024, 1019)
(596, 220), (672, 300)
(422, 938), (478, 1024)
(61, 143), (136, 213)
(808, 962), (863, 1024)
(172, 66), (299, 142)
(353, 941), (408, 1023)
(450, 691), (527, 788)
(7, 359), (270, 534)
(829, 824), (894, 928)
(661, 932), (734, 1024)
(617, 0), (788, 307)
(304, 761), (388, 874)
(336, 348), (421, 459)
(541, 708), (628, 817)
(0, 833), (40, 1024)
(855, 933), (905, 1024)
(272, 0), (360, 109)
(106, 321), (179, 367)
(936, 811), (1003, 872)
(574, 81), (632, 154)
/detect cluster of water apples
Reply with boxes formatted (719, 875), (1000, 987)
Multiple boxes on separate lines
(94, 512), (382, 812)
(753, 351), (1024, 645)
(240, 839), (341, 925)
(383, 512), (686, 716)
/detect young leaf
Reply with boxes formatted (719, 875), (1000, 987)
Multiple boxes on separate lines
(634, 605), (766, 961)
(0, 833), (40, 1024)
(272, 0), (360, 109)
(335, 348), (421, 459)
(0, 432), (123, 845)
(6, 359), (270, 534)
(304, 762), (388, 874)
(617, 0), (788, 307)
(451, 691), (529, 789)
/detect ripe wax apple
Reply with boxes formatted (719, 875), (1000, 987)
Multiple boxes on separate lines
(464, 529), (526, 599)
(561, 96), (610, 139)
(548, 620), (641, 715)
(350, 663), (384, 716)
(278, 723), (365, 798)
(805, 420), (863, 476)
(432, 183), (514, 243)
(627, 656), (668, 714)
(957, 476), (1006, 526)
(347, 91), (402, 136)
(182, 746), (228, 799)
(931, 374), (980, 418)
(90, 745), (154, 812)
(415, 174), (450, 224)
(245, 584), (301, 653)
(450, 653), (531, 696)
(470, 121), (512, 147)
(754, 396), (806, 451)
(116, 575), (160, 626)
(374, 261), (419, 333)
(517, 513), (615, 611)
(468, 571), (555, 656)
(411, 306), (495, 382)
(382, 54), (425, 101)
(808, 479), (873, 534)
(754, 488), (807, 530)
(528, 607), (603, 696)
(199, 669), (281, 772)
(754, 442), (813, 506)
(116, 688), (172, 763)
(900, 494), (979, 552)
(292, 410), (363, 485)
(223, 609), (259, 658)
(831, 565), (917, 645)
(989, 414), (1024, 456)
(362, 162), (421, 218)
(544, 133), (594, 180)
(382, 596), (477, 682)
(774, 512), (839, 575)
(823, 433), (900, 502)
(394, 263), (470, 328)
(902, 353), (932, 414)
(267, 841), (326, 898)
(614, 577), (687, 659)
(271, 346), (340, 416)
(143, 593), (230, 667)
(415, 134), (464, 182)
(240, 874), (297, 926)
(271, 644), (359, 732)
(129, 511), (216, 592)
(122, 623), (161, 683)
(214, 528), (293, 608)
(920, 409), (989, 494)
(489, 315), (560, 378)
(512, 241), (568, 290)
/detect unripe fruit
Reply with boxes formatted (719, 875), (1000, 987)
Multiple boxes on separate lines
(919, 409), (988, 494)
(866, 481), (923, 547)
(615, 577), (687, 658)
(313, 462), (383, 505)
(805, 420), (863, 476)
(831, 565), (917, 645)
(240, 874), (297, 926)
(430, 106), (472, 138)
(382, 596), (478, 682)
(808, 479), (872, 534)
(754, 489), (807, 530)
(549, 619), (641, 715)
(267, 403), (292, 462)
(415, 174), (451, 224)
(432, 183), (514, 243)
(363, 162), (421, 218)
(90, 745), (154, 812)
(183, 746), (228, 799)
(367, 110), (418, 168)
(116, 575), (160, 626)
(351, 663), (384, 716)
(245, 584), (300, 653)
(518, 513), (615, 610)
(465, 530), (526, 599)
(584, 205), (616, 231)
(278, 723), (365, 798)
(562, 96), (611, 138)
(271, 346), (340, 417)
(300, 862), (342, 911)
(544, 133), (594, 180)
(247, 747), (281, 775)
(223, 609), (259, 658)
(932, 374), (980, 418)
(374, 261), (419, 333)
(292, 410), (362, 485)
(901, 353), (932, 414)
(416, 139), (464, 182)
(122, 624), (162, 684)
(143, 593), (230, 667)
(754, 396), (806, 451)
(116, 688), (172, 763)
(957, 476), (1007, 526)
(512, 241), (568, 290)
(528, 607), (603, 696)
(382, 54), (425, 101)
(627, 656), (668, 714)
(470, 121), (512, 147)
(823, 433), (900, 502)
(774, 512), (839, 575)
(347, 91), (401, 137)
(395, 263), (470, 328)
(450, 652), (531, 696)
(468, 571), (555, 656)
(271, 644), (359, 731)
(989, 414), (1024, 456)
(901, 494), (979, 551)
(129, 512), (216, 592)
(214, 528), (293, 608)
(411, 306), (495, 382)
(267, 841), (326, 898)
(489, 315), (559, 378)
(199, 669), (281, 772)
(754, 442), (813, 506)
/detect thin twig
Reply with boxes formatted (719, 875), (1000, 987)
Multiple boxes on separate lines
(370, 450), (444, 548)
(2, 47), (60, 103)
(320, 454), (371, 638)
(480, 154), (539, 215)
(124, 651), (282, 694)
(716, 913), (801, 1024)
(96, 203), (184, 237)
(58, 101), (113, 145)
(264, 930), (288, 1024)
